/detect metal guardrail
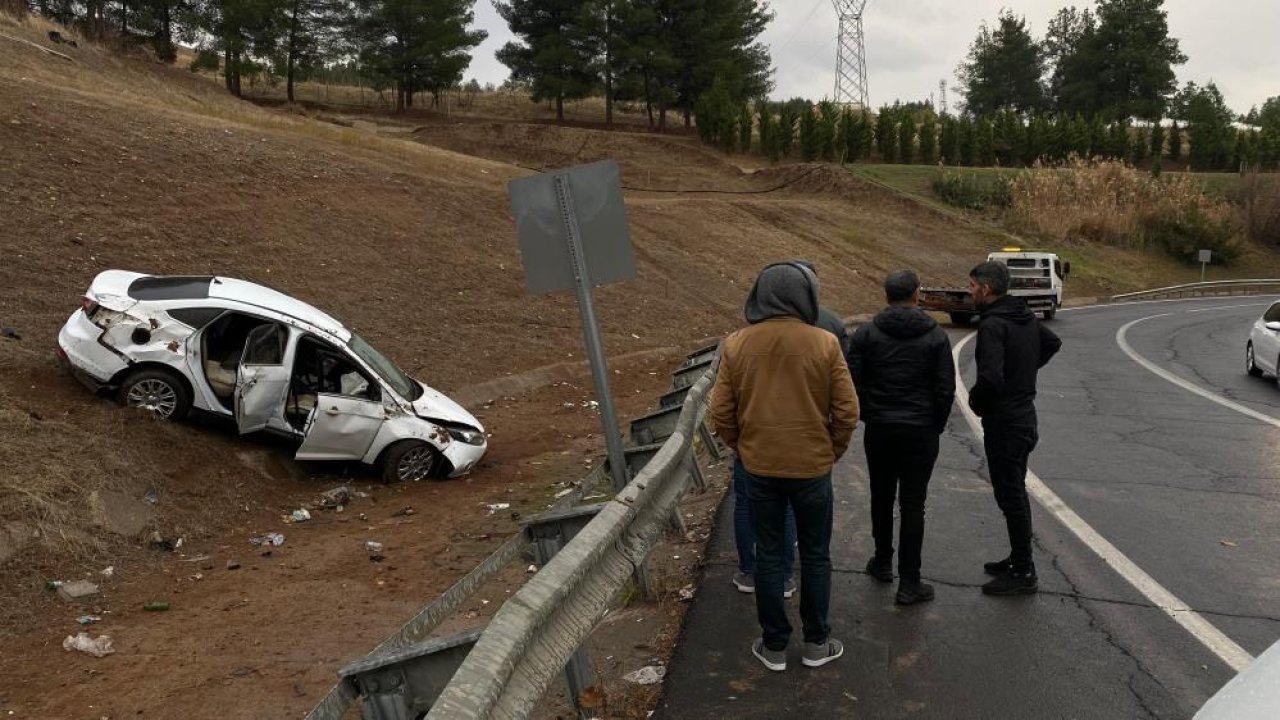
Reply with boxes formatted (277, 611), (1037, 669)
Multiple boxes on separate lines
(1111, 279), (1280, 303)
(425, 366), (716, 719)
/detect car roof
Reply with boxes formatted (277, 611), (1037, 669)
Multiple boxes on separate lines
(118, 273), (350, 341)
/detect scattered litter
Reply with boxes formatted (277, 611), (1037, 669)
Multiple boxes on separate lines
(392, 506), (415, 517)
(318, 486), (351, 509)
(554, 488), (574, 499)
(250, 532), (285, 547)
(672, 555), (681, 560)
(358, 513), (369, 522)
(76, 615), (101, 626)
(678, 585), (695, 602)
(0, 327), (21, 341)
(288, 509), (311, 523)
(149, 531), (179, 552)
(366, 541), (385, 562)
(486, 503), (511, 515)
(46, 580), (64, 591)
(226, 561), (241, 570)
(189, 573), (204, 582)
(181, 555), (210, 564)
(843, 692), (858, 702)
(63, 632), (114, 657)
(631, 333), (641, 339)
(527, 565), (538, 573)
(562, 402), (575, 409)
(1220, 540), (1238, 548)
(354, 491), (370, 499)
(622, 666), (666, 685)
(175, 537), (184, 549)
(143, 488), (159, 505)
(57, 580), (100, 603)
(144, 601), (170, 612)
(100, 566), (114, 578)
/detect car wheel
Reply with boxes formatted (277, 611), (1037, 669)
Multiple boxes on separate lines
(1246, 343), (1263, 377)
(1044, 304), (1058, 321)
(117, 367), (192, 421)
(381, 441), (443, 483)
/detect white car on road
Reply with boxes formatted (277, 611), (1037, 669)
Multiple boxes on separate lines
(1245, 300), (1280, 382)
(57, 270), (487, 482)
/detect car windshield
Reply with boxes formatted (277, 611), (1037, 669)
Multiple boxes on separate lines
(348, 334), (422, 401)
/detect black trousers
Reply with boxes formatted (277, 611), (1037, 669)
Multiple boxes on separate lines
(748, 470), (834, 651)
(864, 424), (941, 582)
(982, 418), (1039, 573)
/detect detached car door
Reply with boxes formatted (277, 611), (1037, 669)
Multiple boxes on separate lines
(234, 323), (291, 434)
(295, 349), (386, 461)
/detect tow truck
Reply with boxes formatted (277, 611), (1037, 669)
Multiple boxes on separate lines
(921, 248), (1070, 324)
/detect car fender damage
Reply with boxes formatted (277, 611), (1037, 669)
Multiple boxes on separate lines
(93, 306), (194, 365)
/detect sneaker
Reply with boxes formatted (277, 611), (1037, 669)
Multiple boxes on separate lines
(983, 556), (1012, 576)
(783, 578), (797, 599)
(865, 556), (893, 583)
(732, 571), (755, 593)
(895, 580), (935, 606)
(982, 570), (1038, 596)
(801, 638), (844, 668)
(752, 639), (787, 672)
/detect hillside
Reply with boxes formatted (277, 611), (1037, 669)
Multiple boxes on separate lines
(3, 11), (1280, 718)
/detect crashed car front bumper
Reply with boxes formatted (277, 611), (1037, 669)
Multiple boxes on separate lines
(442, 437), (487, 477)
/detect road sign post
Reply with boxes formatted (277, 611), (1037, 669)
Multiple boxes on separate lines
(508, 160), (637, 492)
(1199, 249), (1212, 282)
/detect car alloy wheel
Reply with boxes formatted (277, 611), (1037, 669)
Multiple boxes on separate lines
(126, 378), (179, 419)
(1246, 343), (1263, 377)
(396, 445), (439, 482)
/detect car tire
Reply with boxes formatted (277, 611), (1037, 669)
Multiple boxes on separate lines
(1044, 304), (1058, 321)
(949, 312), (972, 326)
(381, 441), (443, 484)
(117, 367), (192, 421)
(1246, 343), (1263, 377)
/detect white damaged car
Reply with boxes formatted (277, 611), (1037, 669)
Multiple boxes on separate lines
(57, 270), (487, 482)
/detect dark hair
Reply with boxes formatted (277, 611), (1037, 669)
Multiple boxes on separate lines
(884, 270), (920, 303)
(969, 261), (1009, 295)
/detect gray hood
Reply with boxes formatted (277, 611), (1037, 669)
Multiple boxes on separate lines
(744, 262), (820, 325)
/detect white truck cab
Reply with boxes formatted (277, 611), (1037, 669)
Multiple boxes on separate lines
(987, 248), (1070, 319)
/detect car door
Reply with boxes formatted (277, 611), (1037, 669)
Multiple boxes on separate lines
(1258, 303), (1280, 374)
(234, 323), (291, 434)
(295, 347), (386, 461)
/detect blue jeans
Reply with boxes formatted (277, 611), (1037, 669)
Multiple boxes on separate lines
(733, 457), (795, 580)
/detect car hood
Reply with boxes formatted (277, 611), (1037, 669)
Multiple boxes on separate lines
(410, 382), (484, 432)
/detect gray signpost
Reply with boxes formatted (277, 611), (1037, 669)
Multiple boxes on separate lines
(1199, 249), (1212, 281)
(508, 160), (636, 491)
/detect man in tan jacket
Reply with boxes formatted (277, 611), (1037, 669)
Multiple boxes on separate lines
(711, 261), (859, 672)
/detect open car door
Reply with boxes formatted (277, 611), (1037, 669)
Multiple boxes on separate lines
(295, 393), (385, 461)
(233, 324), (290, 434)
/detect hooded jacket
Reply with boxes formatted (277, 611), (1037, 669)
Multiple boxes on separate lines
(968, 295), (1063, 422)
(817, 307), (851, 356)
(847, 306), (955, 432)
(711, 263), (860, 479)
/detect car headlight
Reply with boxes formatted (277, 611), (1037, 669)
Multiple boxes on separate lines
(445, 425), (486, 446)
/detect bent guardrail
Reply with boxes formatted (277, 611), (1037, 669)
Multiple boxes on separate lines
(425, 366), (716, 719)
(1111, 279), (1280, 303)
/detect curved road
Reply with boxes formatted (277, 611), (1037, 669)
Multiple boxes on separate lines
(659, 297), (1280, 719)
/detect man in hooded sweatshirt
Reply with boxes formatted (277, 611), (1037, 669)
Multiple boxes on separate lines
(711, 262), (859, 672)
(967, 261), (1062, 596)
(846, 270), (955, 605)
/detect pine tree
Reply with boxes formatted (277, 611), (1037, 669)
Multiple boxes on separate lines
(898, 113), (916, 164)
(777, 103), (798, 158)
(799, 106), (820, 162)
(496, 0), (600, 122)
(976, 116), (996, 165)
(739, 103), (753, 153)
(1069, 114), (1091, 158)
(1150, 120), (1166, 162)
(959, 116), (976, 166)
(940, 114), (960, 165)
(1168, 120), (1182, 162)
(1024, 113), (1049, 165)
(838, 108), (857, 163)
(817, 101), (839, 161)
(918, 113), (938, 164)
(1108, 122), (1130, 161)
(1088, 116), (1108, 158)
(1131, 127), (1150, 166)
(875, 107), (897, 163)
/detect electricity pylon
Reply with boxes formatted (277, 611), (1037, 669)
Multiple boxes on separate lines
(832, 0), (870, 109)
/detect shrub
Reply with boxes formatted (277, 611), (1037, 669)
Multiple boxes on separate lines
(932, 170), (1012, 211)
(1233, 173), (1280, 248)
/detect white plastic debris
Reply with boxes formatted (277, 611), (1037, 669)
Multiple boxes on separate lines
(623, 666), (666, 685)
(527, 565), (538, 573)
(100, 566), (114, 578)
(291, 509), (311, 523)
(486, 503), (511, 515)
(678, 585), (695, 602)
(250, 532), (285, 547)
(63, 632), (114, 657)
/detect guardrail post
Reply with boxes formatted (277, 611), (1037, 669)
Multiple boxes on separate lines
(337, 628), (484, 720)
(524, 504), (605, 716)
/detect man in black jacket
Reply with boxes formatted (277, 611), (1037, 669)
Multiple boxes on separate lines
(967, 261), (1062, 596)
(847, 270), (955, 605)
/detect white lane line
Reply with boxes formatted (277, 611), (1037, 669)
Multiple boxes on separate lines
(1116, 307), (1280, 429)
(953, 332), (1254, 673)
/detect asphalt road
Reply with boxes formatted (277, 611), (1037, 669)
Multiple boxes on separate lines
(657, 297), (1280, 720)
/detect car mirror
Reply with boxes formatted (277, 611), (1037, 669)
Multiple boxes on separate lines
(1062, 262), (1072, 276)
(1266, 321), (1280, 332)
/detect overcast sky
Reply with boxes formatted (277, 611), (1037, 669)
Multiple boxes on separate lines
(465, 0), (1278, 115)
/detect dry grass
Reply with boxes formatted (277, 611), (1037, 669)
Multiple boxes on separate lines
(1234, 173), (1280, 247)
(1003, 159), (1243, 260)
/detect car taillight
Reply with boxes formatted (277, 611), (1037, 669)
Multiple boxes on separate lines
(82, 295), (99, 315)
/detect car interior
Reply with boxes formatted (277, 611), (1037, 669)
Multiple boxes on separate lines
(286, 336), (379, 432)
(200, 312), (280, 408)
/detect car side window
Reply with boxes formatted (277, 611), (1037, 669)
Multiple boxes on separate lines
(1265, 304), (1280, 323)
(169, 307), (224, 329)
(243, 324), (286, 365)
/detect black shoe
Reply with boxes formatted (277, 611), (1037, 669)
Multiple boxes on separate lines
(983, 557), (1012, 576)
(865, 556), (893, 583)
(982, 570), (1038, 596)
(895, 580), (935, 605)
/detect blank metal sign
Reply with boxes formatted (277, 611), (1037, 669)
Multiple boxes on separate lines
(507, 159), (636, 296)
